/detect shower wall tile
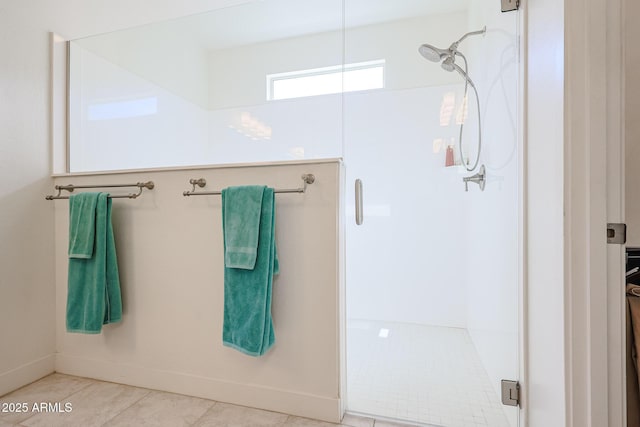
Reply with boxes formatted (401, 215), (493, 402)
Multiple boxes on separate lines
(347, 321), (509, 427)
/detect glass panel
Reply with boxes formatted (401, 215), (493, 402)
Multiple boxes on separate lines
(68, 0), (344, 172)
(344, 1), (520, 425)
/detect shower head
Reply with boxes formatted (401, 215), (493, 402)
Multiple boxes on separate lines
(418, 26), (486, 65)
(418, 44), (449, 62)
(447, 59), (476, 89)
(441, 56), (456, 72)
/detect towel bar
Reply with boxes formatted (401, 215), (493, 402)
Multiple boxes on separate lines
(45, 181), (155, 200)
(182, 174), (315, 197)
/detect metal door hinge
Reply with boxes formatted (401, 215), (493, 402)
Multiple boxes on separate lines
(501, 380), (520, 407)
(501, 0), (520, 12)
(607, 223), (627, 244)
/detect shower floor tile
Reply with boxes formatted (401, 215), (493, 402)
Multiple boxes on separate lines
(346, 320), (510, 427)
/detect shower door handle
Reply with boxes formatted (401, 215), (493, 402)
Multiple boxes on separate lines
(355, 179), (363, 225)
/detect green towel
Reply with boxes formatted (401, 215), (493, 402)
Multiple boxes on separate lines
(222, 186), (278, 356)
(223, 186), (265, 269)
(68, 193), (99, 258)
(67, 192), (122, 334)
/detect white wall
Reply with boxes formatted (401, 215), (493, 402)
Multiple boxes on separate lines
(0, 11), (57, 396)
(626, 0), (640, 246)
(53, 162), (344, 423)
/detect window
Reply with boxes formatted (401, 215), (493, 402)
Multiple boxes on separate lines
(267, 60), (385, 101)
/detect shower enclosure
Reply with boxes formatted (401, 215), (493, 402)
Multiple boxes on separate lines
(343, 2), (521, 426)
(60, 0), (521, 423)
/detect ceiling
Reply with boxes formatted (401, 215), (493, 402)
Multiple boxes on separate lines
(199, 0), (469, 49)
(76, 0), (470, 50)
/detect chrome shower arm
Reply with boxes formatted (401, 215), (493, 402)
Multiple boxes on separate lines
(451, 26), (487, 49)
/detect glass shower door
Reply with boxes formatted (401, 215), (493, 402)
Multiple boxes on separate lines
(343, 2), (521, 426)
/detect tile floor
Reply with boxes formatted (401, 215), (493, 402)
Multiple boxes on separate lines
(347, 320), (511, 427)
(0, 374), (416, 427)
(1, 322), (512, 427)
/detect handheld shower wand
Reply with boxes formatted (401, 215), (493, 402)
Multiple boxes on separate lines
(418, 27), (486, 172)
(441, 53), (476, 89)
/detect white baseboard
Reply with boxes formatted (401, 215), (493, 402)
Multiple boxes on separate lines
(0, 354), (56, 397)
(55, 354), (341, 423)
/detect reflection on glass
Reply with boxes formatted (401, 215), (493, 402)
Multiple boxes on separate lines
(456, 94), (469, 125)
(88, 97), (158, 121)
(439, 91), (456, 126)
(228, 112), (272, 141)
(289, 147), (305, 159)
